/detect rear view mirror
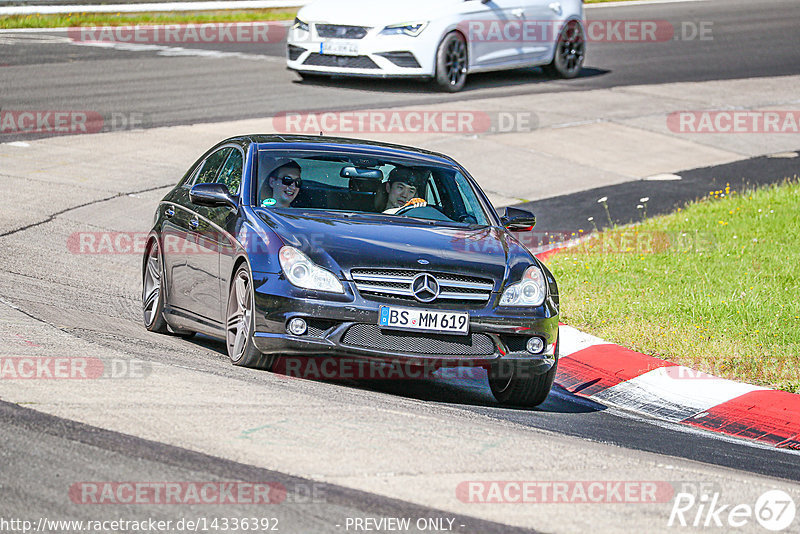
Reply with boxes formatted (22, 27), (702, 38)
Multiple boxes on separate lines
(340, 166), (384, 180)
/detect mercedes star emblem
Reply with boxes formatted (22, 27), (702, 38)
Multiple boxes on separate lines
(411, 273), (440, 303)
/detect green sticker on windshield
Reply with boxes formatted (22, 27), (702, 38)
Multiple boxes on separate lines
(261, 198), (277, 207)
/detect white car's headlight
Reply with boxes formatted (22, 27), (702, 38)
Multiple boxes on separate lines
(500, 265), (547, 307)
(293, 17), (309, 32)
(279, 246), (344, 293)
(380, 22), (428, 37)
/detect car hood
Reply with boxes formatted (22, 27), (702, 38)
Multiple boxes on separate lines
(257, 210), (535, 286)
(298, 0), (462, 28)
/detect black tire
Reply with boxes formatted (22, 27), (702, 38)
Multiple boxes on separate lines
(434, 32), (468, 92)
(488, 357), (558, 407)
(543, 20), (585, 79)
(142, 240), (169, 334)
(226, 265), (275, 370)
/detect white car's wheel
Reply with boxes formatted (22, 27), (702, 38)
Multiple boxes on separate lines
(434, 32), (468, 92)
(544, 20), (585, 79)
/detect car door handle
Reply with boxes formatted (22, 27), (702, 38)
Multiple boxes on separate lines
(165, 206), (175, 218)
(189, 218), (199, 229)
(512, 8), (524, 17)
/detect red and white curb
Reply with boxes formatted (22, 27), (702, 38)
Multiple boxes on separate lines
(555, 325), (800, 450)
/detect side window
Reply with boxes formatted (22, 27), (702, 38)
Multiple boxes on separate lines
(453, 173), (488, 225)
(194, 147), (233, 185)
(216, 149), (243, 195)
(425, 176), (441, 206)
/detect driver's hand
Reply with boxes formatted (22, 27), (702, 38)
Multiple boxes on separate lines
(403, 198), (427, 209)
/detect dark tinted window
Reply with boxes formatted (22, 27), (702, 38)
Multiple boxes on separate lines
(255, 150), (489, 225)
(195, 147), (233, 185)
(217, 149), (243, 195)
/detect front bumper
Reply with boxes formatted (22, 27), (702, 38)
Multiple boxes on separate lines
(287, 26), (436, 78)
(251, 272), (559, 374)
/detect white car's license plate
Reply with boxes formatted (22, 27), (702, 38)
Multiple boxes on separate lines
(378, 306), (469, 335)
(320, 40), (359, 56)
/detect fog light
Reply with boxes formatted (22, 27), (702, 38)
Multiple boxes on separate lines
(526, 337), (544, 354)
(287, 318), (307, 336)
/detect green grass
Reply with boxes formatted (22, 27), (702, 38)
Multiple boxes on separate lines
(546, 178), (800, 392)
(0, 9), (298, 29)
(0, 0), (661, 29)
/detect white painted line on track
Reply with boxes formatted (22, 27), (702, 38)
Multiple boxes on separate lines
(0, 20), (291, 34)
(644, 173), (682, 181)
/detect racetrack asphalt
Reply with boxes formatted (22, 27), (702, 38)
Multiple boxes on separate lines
(2, 0), (800, 530)
(1, 0), (799, 134)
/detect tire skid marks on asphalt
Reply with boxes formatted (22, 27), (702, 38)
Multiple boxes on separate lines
(0, 31), (283, 62)
(592, 367), (766, 423)
(70, 40), (284, 62)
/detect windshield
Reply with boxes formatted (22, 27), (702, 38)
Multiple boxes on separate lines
(254, 150), (491, 225)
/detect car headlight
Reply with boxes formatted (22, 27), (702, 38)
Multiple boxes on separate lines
(293, 17), (309, 32)
(500, 265), (547, 307)
(380, 21), (428, 37)
(279, 246), (344, 293)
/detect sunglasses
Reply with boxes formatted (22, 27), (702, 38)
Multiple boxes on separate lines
(277, 176), (302, 187)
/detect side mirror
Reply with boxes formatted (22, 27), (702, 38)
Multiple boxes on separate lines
(500, 206), (536, 231)
(189, 183), (238, 210)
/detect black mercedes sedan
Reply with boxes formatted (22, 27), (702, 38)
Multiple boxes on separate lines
(142, 135), (559, 406)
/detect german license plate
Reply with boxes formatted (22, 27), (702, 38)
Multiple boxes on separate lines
(378, 306), (469, 335)
(320, 40), (359, 56)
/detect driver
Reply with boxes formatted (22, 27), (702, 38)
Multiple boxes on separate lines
(380, 166), (427, 214)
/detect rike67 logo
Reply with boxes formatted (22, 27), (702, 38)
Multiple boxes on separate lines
(668, 489), (796, 531)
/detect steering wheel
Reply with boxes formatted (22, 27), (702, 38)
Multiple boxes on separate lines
(394, 203), (425, 216)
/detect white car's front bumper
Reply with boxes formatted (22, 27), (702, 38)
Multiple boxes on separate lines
(286, 24), (438, 78)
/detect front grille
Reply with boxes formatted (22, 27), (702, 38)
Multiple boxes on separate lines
(342, 324), (495, 356)
(315, 24), (369, 39)
(304, 53), (379, 69)
(376, 51), (421, 68)
(350, 269), (494, 304)
(287, 44), (304, 61)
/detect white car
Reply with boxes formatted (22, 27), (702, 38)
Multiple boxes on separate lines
(286, 0), (586, 92)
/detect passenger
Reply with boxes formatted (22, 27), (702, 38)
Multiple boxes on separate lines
(378, 166), (427, 214)
(261, 160), (302, 208)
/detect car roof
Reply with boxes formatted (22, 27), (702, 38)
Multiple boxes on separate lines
(232, 134), (460, 167)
